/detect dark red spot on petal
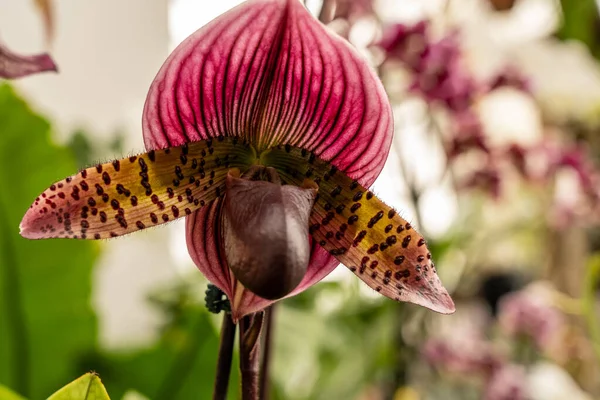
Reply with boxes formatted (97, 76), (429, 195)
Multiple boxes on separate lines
(394, 256), (405, 265)
(402, 235), (411, 248)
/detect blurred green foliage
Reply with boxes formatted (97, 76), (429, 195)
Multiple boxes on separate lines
(272, 281), (416, 400)
(95, 303), (240, 400)
(0, 84), (99, 399)
(558, 0), (600, 59)
(67, 130), (93, 169)
(67, 129), (126, 169)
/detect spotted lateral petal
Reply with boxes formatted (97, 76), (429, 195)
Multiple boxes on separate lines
(142, 0), (392, 185)
(186, 197), (338, 321)
(0, 39), (57, 79)
(262, 146), (455, 314)
(20, 137), (254, 240)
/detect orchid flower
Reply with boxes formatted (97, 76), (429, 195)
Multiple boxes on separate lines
(20, 0), (454, 321)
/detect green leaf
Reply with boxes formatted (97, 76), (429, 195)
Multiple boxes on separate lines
(47, 373), (109, 400)
(0, 84), (99, 398)
(0, 384), (27, 400)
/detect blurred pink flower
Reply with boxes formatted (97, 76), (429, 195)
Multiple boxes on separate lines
(487, 66), (531, 93)
(484, 364), (529, 400)
(379, 23), (479, 112)
(379, 20), (535, 202)
(553, 144), (597, 196)
(498, 287), (564, 351)
(413, 32), (462, 74)
(501, 138), (600, 224)
(447, 111), (490, 159)
(423, 334), (503, 376)
(410, 33), (478, 112)
(378, 21), (429, 67)
(461, 162), (503, 199)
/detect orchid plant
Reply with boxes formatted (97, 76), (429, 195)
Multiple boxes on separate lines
(19, 0), (454, 396)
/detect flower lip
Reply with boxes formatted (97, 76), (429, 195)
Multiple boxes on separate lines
(221, 167), (318, 300)
(186, 194), (339, 321)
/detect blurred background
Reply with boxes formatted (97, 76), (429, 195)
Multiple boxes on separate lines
(1, 0), (600, 399)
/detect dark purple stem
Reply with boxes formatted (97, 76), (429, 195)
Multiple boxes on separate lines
(259, 306), (275, 400)
(239, 312), (264, 400)
(213, 313), (236, 400)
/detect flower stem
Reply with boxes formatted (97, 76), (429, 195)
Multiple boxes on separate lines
(239, 312), (264, 400)
(213, 312), (236, 400)
(318, 0), (336, 24)
(259, 306), (275, 399)
(583, 256), (600, 365)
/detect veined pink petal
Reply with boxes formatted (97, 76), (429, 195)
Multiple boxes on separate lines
(142, 0), (392, 184)
(0, 39), (57, 79)
(186, 197), (337, 321)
